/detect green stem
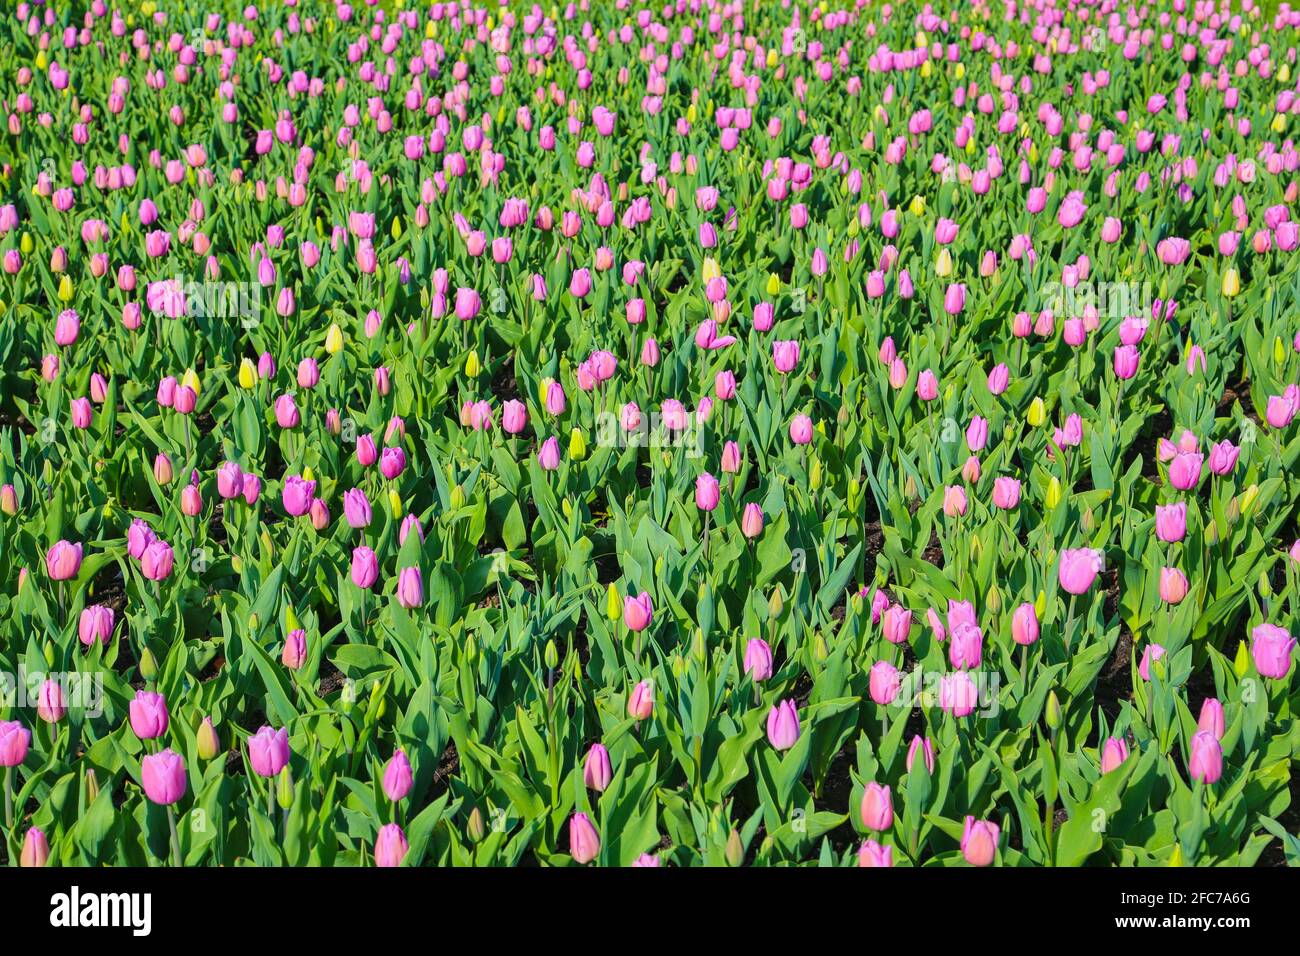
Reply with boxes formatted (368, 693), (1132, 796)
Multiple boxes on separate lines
(4, 766), (12, 831)
(167, 805), (181, 867)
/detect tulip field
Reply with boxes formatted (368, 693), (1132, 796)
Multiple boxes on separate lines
(2, 0), (1300, 871)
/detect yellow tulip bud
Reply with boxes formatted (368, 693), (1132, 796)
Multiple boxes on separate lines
(908, 195), (926, 216)
(1027, 396), (1046, 427)
(766, 273), (780, 296)
(954, 62), (965, 80)
(19, 233), (32, 255)
(1221, 267), (1241, 298)
(569, 428), (587, 461)
(302, 466), (315, 483)
(388, 488), (402, 518)
(768, 587), (784, 618)
(1275, 336), (1287, 366)
(986, 583), (1001, 614)
(1045, 476), (1063, 510)
(324, 323), (344, 354)
(1272, 112), (1287, 133)
(935, 247), (954, 277)
(238, 358), (258, 389)
(701, 257), (721, 282)
(606, 583), (621, 621)
(465, 351), (481, 377)
(181, 367), (201, 395)
(1034, 590), (1047, 619)
(1233, 640), (1251, 678)
(58, 275), (73, 302)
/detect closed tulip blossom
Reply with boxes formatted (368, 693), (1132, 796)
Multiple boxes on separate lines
(37, 679), (67, 723)
(695, 473), (720, 512)
(772, 340), (800, 373)
(129, 690), (169, 740)
(21, 828), (50, 868)
(943, 485), (968, 518)
(624, 592), (654, 631)
(960, 816), (1000, 866)
(583, 743), (613, 792)
(140, 749), (187, 805)
(1011, 603), (1039, 646)
(766, 699), (801, 750)
(1167, 452), (1203, 490)
(869, 661), (901, 705)
(79, 604), (116, 646)
(1159, 567), (1189, 604)
(282, 476), (315, 517)
(627, 680), (654, 721)
(1154, 502), (1187, 543)
(374, 823), (409, 867)
(860, 783), (893, 831)
(744, 638), (773, 682)
(569, 812), (601, 864)
(1138, 643), (1167, 681)
(907, 735), (936, 774)
(1058, 548), (1101, 594)
(1251, 624), (1296, 680)
(248, 726), (291, 779)
(281, 629), (307, 670)
(141, 540), (175, 581)
(379, 447), (406, 480)
(858, 840), (894, 868)
(382, 749), (414, 802)
(949, 623), (984, 670)
(881, 604), (912, 644)
(0, 720), (31, 767)
(45, 540), (83, 580)
(1187, 731), (1223, 785)
(992, 477), (1021, 510)
(1100, 737), (1129, 774)
(343, 488), (372, 529)
(1198, 699), (1225, 739)
(396, 567), (424, 608)
(939, 672), (979, 717)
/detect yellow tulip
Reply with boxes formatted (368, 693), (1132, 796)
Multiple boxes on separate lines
(935, 248), (954, 277)
(1221, 267), (1241, 298)
(1045, 476), (1062, 510)
(1026, 396), (1046, 427)
(569, 428), (587, 461)
(238, 358), (258, 389)
(324, 323), (344, 354)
